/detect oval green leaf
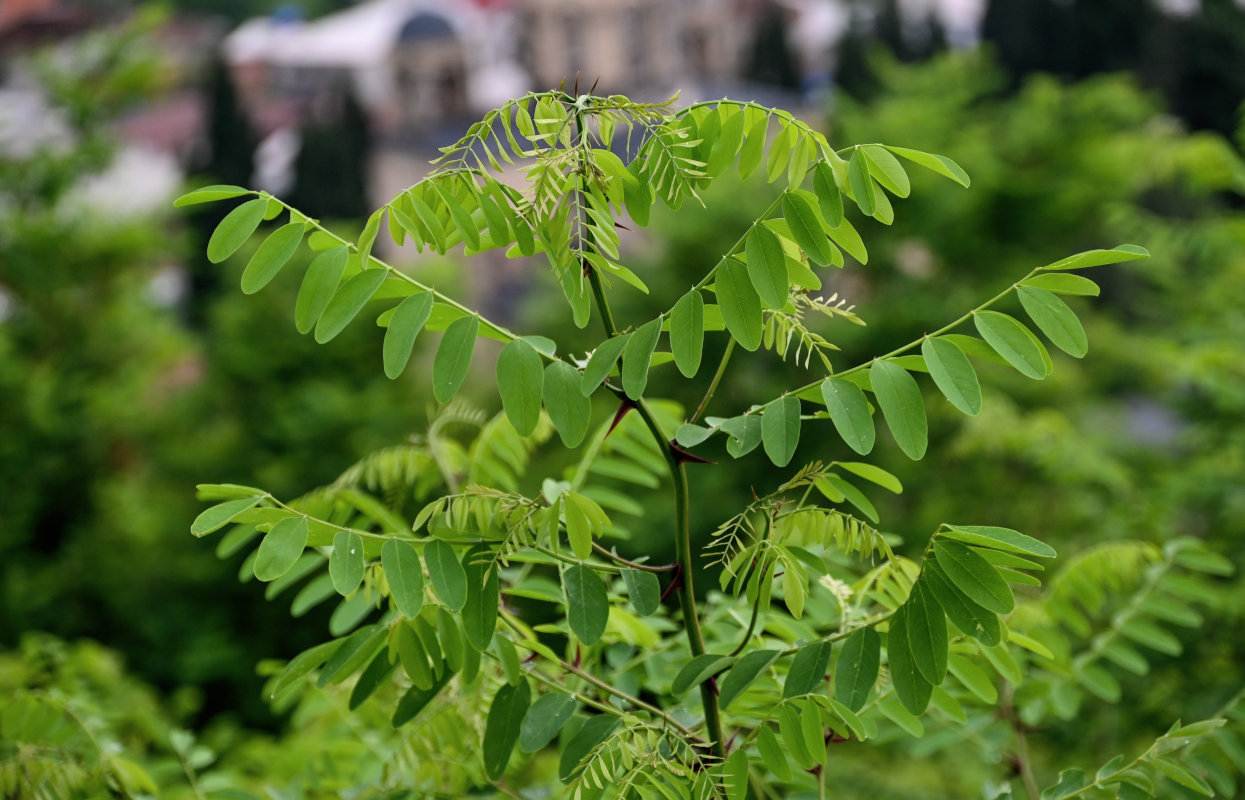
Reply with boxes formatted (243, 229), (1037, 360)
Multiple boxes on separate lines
(973, 311), (1049, 380)
(622, 317), (661, 400)
(381, 539), (424, 618)
(921, 337), (982, 416)
(761, 396), (801, 467)
(519, 691), (577, 753)
(425, 539), (467, 611)
(923, 561), (1002, 646)
(1021, 273), (1100, 297)
(672, 653), (736, 696)
(241, 221), (304, 295)
(496, 338), (544, 435)
(191, 496), (261, 537)
(848, 148), (876, 216)
(933, 540), (1014, 614)
(905, 581), (948, 684)
(942, 524), (1056, 558)
(174, 184), (250, 207)
(329, 531), (364, 596)
(1039, 244), (1149, 271)
(716, 259), (763, 351)
(294, 246), (349, 334)
(784, 639), (833, 699)
(563, 564), (609, 646)
(483, 678), (531, 780)
(622, 568), (660, 617)
(431, 315), (479, 403)
(462, 547), (499, 651)
(718, 649), (781, 709)
(207, 198), (267, 263)
(813, 161), (844, 228)
(869, 360), (927, 460)
(883, 146), (970, 188)
(744, 225), (789, 309)
(862, 145), (911, 197)
(835, 627), (880, 712)
(670, 290), (705, 378)
(315, 268), (388, 344)
(254, 517), (309, 582)
(580, 334), (630, 396)
(544, 360), (592, 448)
(383, 292), (435, 379)
(886, 606), (932, 714)
(822, 378), (875, 455)
(1017, 286), (1088, 358)
(782, 190), (834, 266)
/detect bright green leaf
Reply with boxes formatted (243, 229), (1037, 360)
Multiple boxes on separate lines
(670, 290), (705, 378)
(848, 148), (876, 216)
(761, 396), (801, 467)
(921, 337), (982, 416)
(622, 318), (662, 400)
(241, 222), (304, 295)
(315, 268), (388, 344)
(207, 198), (267, 263)
(581, 334), (630, 396)
(382, 539), (424, 618)
(1021, 273), (1100, 296)
(716, 259), (763, 351)
(745, 225), (789, 309)
(883, 146), (970, 187)
(425, 540), (467, 611)
(431, 315), (479, 403)
(295, 246), (349, 334)
(191, 496), (261, 537)
(1018, 286), (1088, 358)
(329, 531), (364, 596)
(254, 518), (308, 582)
(973, 311), (1050, 380)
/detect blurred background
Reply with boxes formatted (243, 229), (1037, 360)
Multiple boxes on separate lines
(2, 0), (1244, 796)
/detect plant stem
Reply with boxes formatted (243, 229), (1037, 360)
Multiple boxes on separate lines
(690, 338), (735, 424)
(592, 541), (676, 572)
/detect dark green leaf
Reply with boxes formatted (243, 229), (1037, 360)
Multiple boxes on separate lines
(933, 540), (1014, 614)
(432, 315), (479, 403)
(622, 318), (661, 400)
(670, 290), (705, 378)
(813, 161), (844, 227)
(563, 564), (609, 646)
(207, 198), (267, 263)
(716, 259), (763, 351)
(483, 678), (531, 780)
(295, 246), (349, 334)
(721, 414), (763, 458)
(905, 581), (948, 684)
(869, 360), (928, 460)
(848, 149), (876, 215)
(519, 692), (577, 753)
(784, 639), (833, 699)
(544, 360), (592, 448)
(383, 292), (434, 379)
(923, 562), (1002, 646)
(349, 649), (397, 710)
(761, 396), (801, 467)
(835, 627), (879, 711)
(462, 547), (499, 651)
(392, 669), (452, 727)
(559, 715), (618, 782)
(580, 334), (630, 396)
(241, 222), (304, 294)
(671, 654), (735, 696)
(723, 749), (749, 800)
(329, 531), (364, 596)
(1018, 286), (1088, 358)
(744, 225), (789, 309)
(973, 311), (1049, 380)
(718, 649), (781, 709)
(782, 191), (834, 266)
(921, 337), (982, 416)
(622, 569), (661, 617)
(315, 268), (388, 344)
(942, 525), (1056, 558)
(425, 539), (467, 611)
(800, 698), (826, 765)
(819, 473), (878, 523)
(822, 378), (875, 455)
(887, 606), (932, 714)
(191, 497), (261, 537)
(253, 518), (308, 582)
(174, 184), (251, 207)
(320, 624), (384, 686)
(497, 338), (544, 436)
(269, 640), (340, 698)
(382, 539), (424, 618)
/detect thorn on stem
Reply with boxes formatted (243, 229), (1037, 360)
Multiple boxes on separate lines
(607, 398), (636, 437)
(670, 441), (715, 465)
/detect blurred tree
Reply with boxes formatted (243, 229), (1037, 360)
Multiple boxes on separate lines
(286, 86), (369, 221)
(743, 0), (801, 90)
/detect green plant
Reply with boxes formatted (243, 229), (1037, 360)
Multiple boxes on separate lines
(176, 91), (1240, 799)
